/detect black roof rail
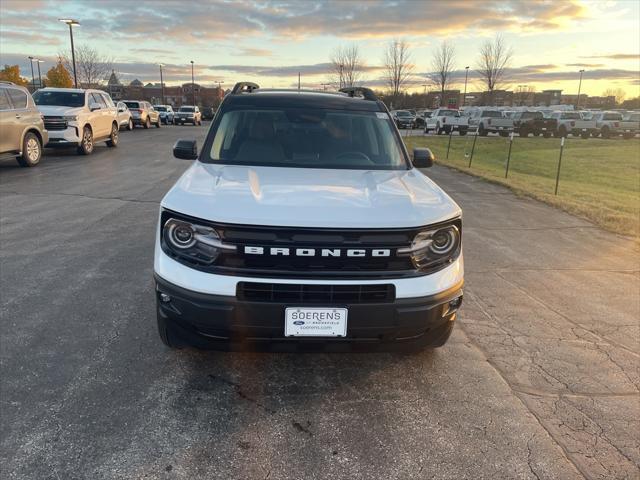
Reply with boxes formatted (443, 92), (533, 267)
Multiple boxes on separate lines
(232, 82), (259, 94)
(339, 86), (377, 101)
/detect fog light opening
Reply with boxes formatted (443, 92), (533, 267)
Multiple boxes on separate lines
(444, 296), (463, 317)
(160, 293), (171, 303)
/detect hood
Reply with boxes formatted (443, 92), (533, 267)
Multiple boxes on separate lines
(161, 163), (461, 229)
(37, 105), (84, 116)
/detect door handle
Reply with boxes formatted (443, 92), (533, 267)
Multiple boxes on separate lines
(15, 114), (21, 119)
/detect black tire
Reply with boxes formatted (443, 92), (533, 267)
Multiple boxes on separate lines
(436, 123), (442, 135)
(543, 131), (552, 138)
(623, 132), (633, 139)
(157, 302), (181, 349)
(581, 131), (590, 139)
(156, 117), (161, 128)
(558, 126), (568, 138)
(601, 126), (610, 139)
(458, 129), (467, 136)
(127, 118), (134, 131)
(499, 131), (509, 137)
(16, 131), (42, 167)
(106, 123), (119, 147)
(478, 124), (488, 136)
(77, 126), (94, 155)
(519, 128), (528, 138)
(143, 117), (150, 129)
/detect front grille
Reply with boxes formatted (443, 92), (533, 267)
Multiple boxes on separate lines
(44, 116), (68, 131)
(237, 282), (395, 303)
(161, 210), (461, 279)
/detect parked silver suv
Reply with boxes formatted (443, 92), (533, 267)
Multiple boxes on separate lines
(0, 81), (48, 167)
(123, 100), (161, 129)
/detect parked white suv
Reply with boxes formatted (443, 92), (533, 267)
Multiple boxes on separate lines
(33, 88), (119, 155)
(154, 83), (464, 352)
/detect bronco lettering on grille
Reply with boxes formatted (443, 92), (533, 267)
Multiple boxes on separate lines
(243, 246), (392, 257)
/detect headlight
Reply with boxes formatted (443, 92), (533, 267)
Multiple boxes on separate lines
(62, 115), (78, 121)
(162, 217), (236, 266)
(398, 223), (461, 271)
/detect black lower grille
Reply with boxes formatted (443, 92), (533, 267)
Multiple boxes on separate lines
(237, 282), (395, 304)
(44, 117), (68, 131)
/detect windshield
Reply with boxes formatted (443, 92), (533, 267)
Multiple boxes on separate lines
(625, 113), (640, 121)
(561, 112), (581, 120)
(439, 110), (457, 117)
(395, 110), (412, 117)
(154, 106), (167, 111)
(521, 112), (543, 119)
(33, 90), (85, 107)
(603, 113), (622, 120)
(206, 107), (407, 170)
(481, 111), (502, 118)
(179, 106), (195, 112)
(124, 101), (140, 109)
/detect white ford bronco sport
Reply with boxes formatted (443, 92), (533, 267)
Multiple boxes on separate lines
(154, 83), (463, 351)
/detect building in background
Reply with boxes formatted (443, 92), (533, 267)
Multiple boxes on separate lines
(100, 73), (223, 108)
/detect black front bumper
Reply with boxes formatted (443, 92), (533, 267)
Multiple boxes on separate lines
(155, 275), (463, 352)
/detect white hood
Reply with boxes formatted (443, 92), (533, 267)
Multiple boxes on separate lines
(161, 162), (461, 229)
(37, 105), (84, 116)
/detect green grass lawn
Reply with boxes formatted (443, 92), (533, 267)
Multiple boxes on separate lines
(403, 134), (640, 237)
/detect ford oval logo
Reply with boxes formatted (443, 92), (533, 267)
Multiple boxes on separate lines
(293, 320), (305, 325)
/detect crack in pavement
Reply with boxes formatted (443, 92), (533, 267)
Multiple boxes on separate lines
(0, 190), (160, 205)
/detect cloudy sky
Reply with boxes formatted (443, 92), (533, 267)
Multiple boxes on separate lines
(1, 0), (639, 97)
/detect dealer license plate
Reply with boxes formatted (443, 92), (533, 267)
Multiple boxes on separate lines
(284, 307), (348, 337)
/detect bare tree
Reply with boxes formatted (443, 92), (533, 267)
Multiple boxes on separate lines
(383, 39), (413, 99)
(430, 41), (456, 97)
(602, 87), (626, 104)
(476, 35), (513, 104)
(331, 44), (364, 88)
(60, 45), (113, 88)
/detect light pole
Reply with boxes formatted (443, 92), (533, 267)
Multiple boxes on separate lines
(339, 64), (344, 89)
(462, 66), (469, 107)
(37, 59), (44, 88)
(59, 19), (79, 88)
(190, 60), (195, 105)
(158, 63), (165, 104)
(27, 56), (36, 91)
(421, 83), (428, 108)
(576, 69), (585, 109)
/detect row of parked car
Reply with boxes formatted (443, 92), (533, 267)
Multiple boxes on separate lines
(390, 107), (640, 139)
(0, 81), (213, 167)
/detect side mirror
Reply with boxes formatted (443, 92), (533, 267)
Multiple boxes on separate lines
(412, 148), (434, 168)
(118, 107), (125, 112)
(173, 139), (198, 160)
(89, 103), (101, 111)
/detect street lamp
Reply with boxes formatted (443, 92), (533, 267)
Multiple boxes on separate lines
(462, 66), (469, 107)
(190, 60), (195, 105)
(58, 19), (79, 88)
(421, 83), (428, 108)
(37, 59), (44, 89)
(27, 56), (36, 91)
(576, 69), (585, 109)
(158, 63), (165, 104)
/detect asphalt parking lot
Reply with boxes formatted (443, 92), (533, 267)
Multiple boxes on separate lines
(1, 126), (638, 480)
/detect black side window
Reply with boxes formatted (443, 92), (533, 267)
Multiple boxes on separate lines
(7, 88), (28, 109)
(0, 89), (11, 111)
